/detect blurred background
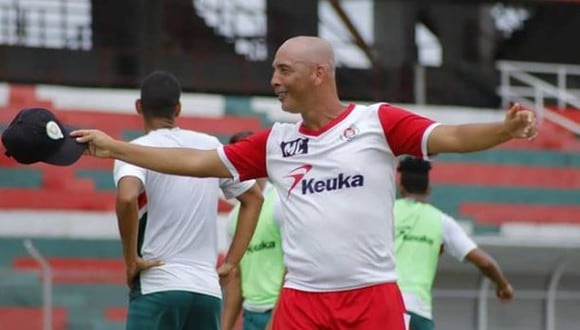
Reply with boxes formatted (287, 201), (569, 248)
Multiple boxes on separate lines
(0, 0), (578, 329)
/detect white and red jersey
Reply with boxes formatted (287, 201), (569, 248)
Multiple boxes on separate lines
(217, 103), (439, 292)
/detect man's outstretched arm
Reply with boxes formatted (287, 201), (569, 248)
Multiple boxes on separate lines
(466, 248), (514, 302)
(428, 103), (537, 155)
(72, 129), (232, 178)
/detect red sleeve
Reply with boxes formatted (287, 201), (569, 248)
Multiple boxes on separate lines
(223, 129), (270, 180)
(378, 104), (436, 157)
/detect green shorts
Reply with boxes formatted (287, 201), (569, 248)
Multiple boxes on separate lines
(408, 311), (435, 330)
(243, 309), (273, 330)
(126, 290), (221, 330)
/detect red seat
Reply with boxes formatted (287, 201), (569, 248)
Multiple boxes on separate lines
(0, 189), (116, 210)
(430, 163), (580, 189)
(0, 307), (67, 330)
(105, 307), (127, 322)
(13, 257), (125, 284)
(459, 202), (580, 224)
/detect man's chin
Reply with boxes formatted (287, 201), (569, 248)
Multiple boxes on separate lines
(281, 105), (300, 114)
(278, 99), (300, 113)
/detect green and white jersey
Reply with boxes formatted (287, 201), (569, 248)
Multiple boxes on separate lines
(228, 183), (285, 312)
(394, 198), (476, 320)
(113, 127), (254, 299)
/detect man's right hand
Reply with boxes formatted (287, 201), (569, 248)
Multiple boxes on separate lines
(71, 129), (116, 158)
(126, 257), (164, 288)
(495, 282), (514, 303)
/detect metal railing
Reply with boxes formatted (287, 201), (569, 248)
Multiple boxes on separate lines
(497, 60), (580, 135)
(23, 239), (53, 330)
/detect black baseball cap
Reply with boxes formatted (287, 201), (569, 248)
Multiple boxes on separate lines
(140, 70), (181, 111)
(1, 108), (86, 166)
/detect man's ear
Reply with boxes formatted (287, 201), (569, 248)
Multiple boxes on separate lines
(314, 65), (325, 86)
(135, 99), (143, 115)
(174, 102), (181, 118)
(398, 182), (407, 196)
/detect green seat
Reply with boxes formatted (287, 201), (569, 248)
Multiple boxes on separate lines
(0, 168), (43, 188)
(437, 149), (580, 167)
(0, 238), (121, 268)
(430, 185), (578, 220)
(76, 170), (115, 191)
(121, 130), (144, 141)
(0, 277), (43, 306)
(87, 319), (126, 330)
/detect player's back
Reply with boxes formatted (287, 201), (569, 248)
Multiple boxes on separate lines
(134, 128), (221, 259)
(115, 128), (224, 297)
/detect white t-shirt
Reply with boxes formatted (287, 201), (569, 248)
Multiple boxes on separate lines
(403, 213), (477, 319)
(113, 128), (254, 298)
(218, 103), (439, 292)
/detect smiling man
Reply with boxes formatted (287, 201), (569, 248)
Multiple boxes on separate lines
(72, 36), (537, 330)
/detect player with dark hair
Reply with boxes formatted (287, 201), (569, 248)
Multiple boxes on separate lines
(73, 36), (534, 329)
(221, 131), (285, 330)
(114, 71), (262, 330)
(395, 157), (514, 330)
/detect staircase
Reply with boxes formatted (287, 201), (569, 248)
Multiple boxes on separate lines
(496, 60), (580, 137)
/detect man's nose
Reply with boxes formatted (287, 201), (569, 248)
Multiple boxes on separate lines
(270, 73), (280, 87)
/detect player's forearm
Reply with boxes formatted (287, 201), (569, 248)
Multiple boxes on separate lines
(221, 268), (243, 330)
(478, 258), (509, 288)
(429, 123), (512, 154)
(108, 140), (231, 178)
(468, 249), (509, 288)
(224, 195), (263, 266)
(115, 201), (139, 265)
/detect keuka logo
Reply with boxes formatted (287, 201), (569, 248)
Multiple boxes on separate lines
(280, 137), (309, 157)
(285, 165), (365, 197)
(246, 240), (276, 253)
(301, 173), (364, 195)
(285, 164), (313, 197)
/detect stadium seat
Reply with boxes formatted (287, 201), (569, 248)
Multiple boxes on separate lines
(459, 203), (580, 224)
(1, 84), (577, 229)
(105, 307), (127, 322)
(13, 257), (125, 284)
(0, 307), (68, 330)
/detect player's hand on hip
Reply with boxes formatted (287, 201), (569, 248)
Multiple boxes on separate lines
(503, 103), (538, 141)
(126, 257), (164, 288)
(70, 129), (115, 158)
(495, 282), (514, 303)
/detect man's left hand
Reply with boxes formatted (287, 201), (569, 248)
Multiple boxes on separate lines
(504, 103), (538, 141)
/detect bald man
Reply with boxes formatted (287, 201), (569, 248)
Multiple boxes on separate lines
(73, 36), (537, 330)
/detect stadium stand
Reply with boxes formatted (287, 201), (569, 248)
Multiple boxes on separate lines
(1, 83), (579, 223)
(0, 84), (266, 328)
(0, 84), (263, 213)
(0, 83), (578, 329)
(0, 238), (124, 330)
